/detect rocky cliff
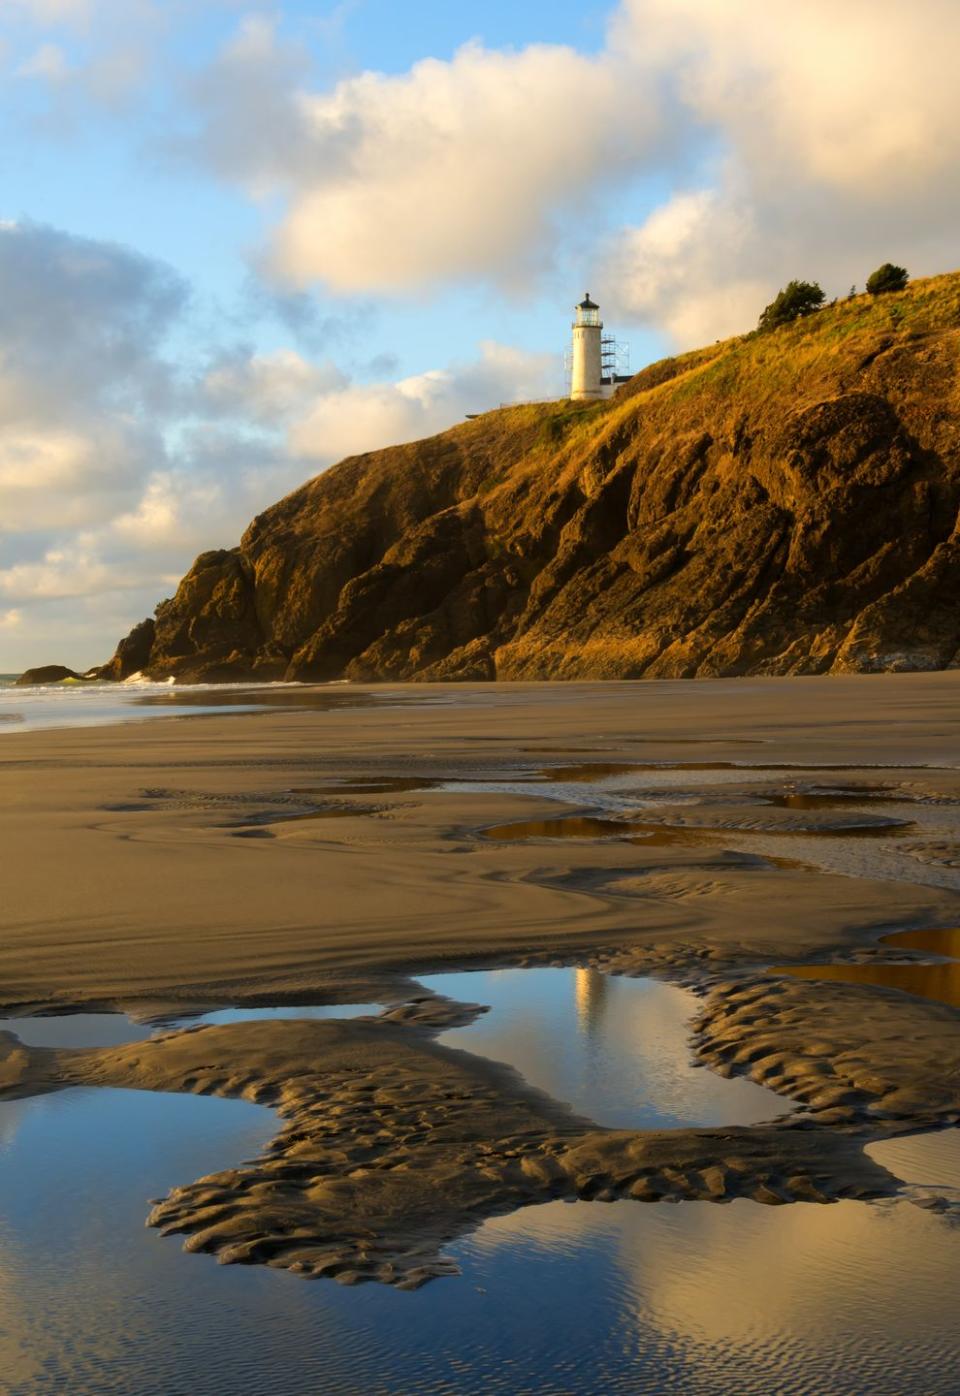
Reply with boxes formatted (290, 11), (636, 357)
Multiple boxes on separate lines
(88, 274), (960, 682)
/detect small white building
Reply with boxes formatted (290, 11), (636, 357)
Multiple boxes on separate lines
(569, 293), (630, 401)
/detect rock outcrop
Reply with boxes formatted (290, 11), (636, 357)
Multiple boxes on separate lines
(15, 665), (86, 686)
(74, 274), (960, 681)
(93, 617), (155, 682)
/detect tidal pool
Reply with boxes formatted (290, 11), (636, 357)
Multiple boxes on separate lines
(481, 812), (915, 844)
(0, 1085), (956, 1396)
(0, 1002), (382, 1049)
(170, 1002), (382, 1029)
(867, 1127), (960, 1191)
(765, 786), (907, 809)
(480, 814), (718, 846)
(781, 959), (960, 1009)
(883, 927), (960, 956)
(418, 968), (787, 1128)
(0, 973), (957, 1394)
(0, 1013), (156, 1049)
(0, 974), (785, 1128)
(776, 927), (960, 1010)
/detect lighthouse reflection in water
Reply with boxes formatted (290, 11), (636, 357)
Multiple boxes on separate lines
(421, 967), (784, 1130)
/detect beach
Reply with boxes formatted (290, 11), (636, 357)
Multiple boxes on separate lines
(3, 673), (960, 1007)
(1, 674), (959, 1383)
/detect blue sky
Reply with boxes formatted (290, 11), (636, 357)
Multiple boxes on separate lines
(1, 0), (653, 383)
(0, 0), (956, 668)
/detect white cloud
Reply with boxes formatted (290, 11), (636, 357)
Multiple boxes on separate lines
(0, 224), (206, 661)
(0, 231), (557, 665)
(0, 546), (140, 600)
(16, 42), (69, 80)
(278, 42), (655, 292)
(8, 0), (91, 21)
(604, 188), (768, 345)
(179, 13), (317, 198)
(0, 220), (185, 409)
(291, 341), (559, 462)
(201, 348), (347, 425)
(109, 472), (222, 550)
(602, 0), (960, 345)
(0, 608), (22, 632)
(0, 424), (145, 532)
(188, 25), (658, 293)
(616, 0), (960, 195)
(0, 223), (183, 537)
(170, 0), (960, 343)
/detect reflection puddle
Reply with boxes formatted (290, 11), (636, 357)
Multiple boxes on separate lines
(288, 778), (439, 796)
(775, 928), (960, 1010)
(780, 961), (960, 1008)
(0, 1002), (382, 1049)
(0, 980), (956, 1394)
(0, 1013), (155, 1049)
(882, 927), (960, 957)
(867, 1128), (960, 1191)
(529, 761), (745, 782)
(532, 761), (947, 780)
(481, 813), (914, 844)
(0, 1096), (956, 1395)
(167, 1003), (381, 1029)
(764, 786), (908, 810)
(442, 1195), (960, 1396)
(1, 974), (787, 1131)
(537, 762), (656, 782)
(231, 806), (372, 829)
(418, 968), (787, 1129)
(481, 815), (718, 846)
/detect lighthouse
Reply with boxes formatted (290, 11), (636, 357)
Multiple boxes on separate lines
(568, 293), (630, 401)
(570, 293), (603, 400)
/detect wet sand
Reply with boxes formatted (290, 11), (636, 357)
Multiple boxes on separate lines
(2, 674), (960, 1285)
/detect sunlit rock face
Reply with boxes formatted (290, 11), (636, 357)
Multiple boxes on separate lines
(103, 273), (960, 684)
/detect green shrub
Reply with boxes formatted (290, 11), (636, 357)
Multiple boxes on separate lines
(758, 281), (826, 331)
(866, 263), (909, 295)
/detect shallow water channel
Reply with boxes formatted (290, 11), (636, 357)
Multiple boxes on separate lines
(776, 927), (960, 1010)
(0, 970), (957, 1394)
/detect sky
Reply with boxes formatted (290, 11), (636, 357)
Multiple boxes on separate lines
(1, 0), (958, 670)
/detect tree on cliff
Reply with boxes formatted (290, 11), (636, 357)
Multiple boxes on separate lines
(758, 281), (826, 331)
(866, 263), (909, 295)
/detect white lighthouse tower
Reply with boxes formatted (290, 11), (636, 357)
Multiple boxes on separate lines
(570, 292), (603, 401)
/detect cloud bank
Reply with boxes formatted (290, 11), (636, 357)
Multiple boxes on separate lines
(605, 0), (960, 342)
(0, 222), (555, 668)
(175, 1), (960, 344)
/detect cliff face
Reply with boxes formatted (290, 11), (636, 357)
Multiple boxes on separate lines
(104, 274), (960, 683)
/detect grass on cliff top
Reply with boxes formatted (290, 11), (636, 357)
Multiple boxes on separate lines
(600, 269), (960, 434)
(412, 269), (960, 494)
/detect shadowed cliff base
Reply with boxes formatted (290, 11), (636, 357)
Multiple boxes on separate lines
(25, 270), (960, 687)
